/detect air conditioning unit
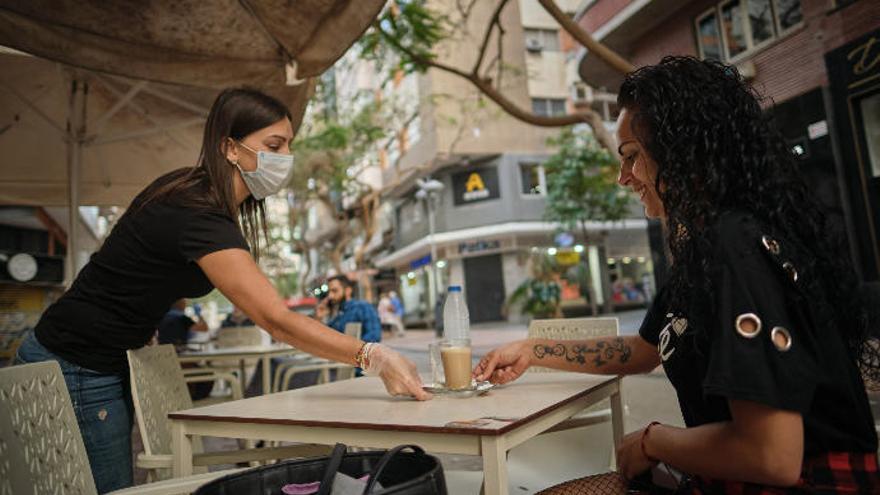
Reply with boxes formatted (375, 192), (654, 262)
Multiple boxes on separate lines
(525, 38), (543, 52)
(571, 83), (591, 104)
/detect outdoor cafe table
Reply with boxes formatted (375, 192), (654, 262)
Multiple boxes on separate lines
(169, 372), (623, 495)
(177, 343), (301, 396)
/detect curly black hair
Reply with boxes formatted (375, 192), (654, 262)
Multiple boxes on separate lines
(617, 55), (877, 378)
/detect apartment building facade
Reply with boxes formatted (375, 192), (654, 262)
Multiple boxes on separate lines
(371, 0), (656, 325)
(576, 0), (880, 282)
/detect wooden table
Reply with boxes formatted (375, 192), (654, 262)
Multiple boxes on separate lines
(169, 373), (623, 495)
(177, 344), (300, 395)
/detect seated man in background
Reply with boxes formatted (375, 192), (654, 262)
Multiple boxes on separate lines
(157, 298), (208, 345)
(221, 305), (254, 328)
(317, 275), (381, 344)
(157, 298), (212, 400)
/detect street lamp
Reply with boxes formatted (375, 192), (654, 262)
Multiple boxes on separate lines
(416, 177), (445, 330)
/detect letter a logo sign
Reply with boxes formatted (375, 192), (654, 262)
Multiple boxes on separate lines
(465, 173), (485, 192)
(463, 173), (490, 201)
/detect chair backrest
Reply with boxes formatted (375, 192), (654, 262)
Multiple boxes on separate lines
(527, 317), (619, 373)
(0, 361), (98, 494)
(216, 326), (265, 348)
(128, 344), (199, 479)
(344, 322), (362, 340)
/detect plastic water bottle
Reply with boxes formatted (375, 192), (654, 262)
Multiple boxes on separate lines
(442, 286), (470, 342)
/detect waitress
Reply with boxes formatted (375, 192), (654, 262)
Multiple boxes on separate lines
(15, 87), (430, 493)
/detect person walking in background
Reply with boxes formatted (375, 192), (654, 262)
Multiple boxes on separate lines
(378, 291), (406, 337)
(390, 291), (404, 320)
(316, 275), (382, 344)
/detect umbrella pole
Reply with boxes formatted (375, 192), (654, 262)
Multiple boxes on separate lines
(65, 78), (87, 286)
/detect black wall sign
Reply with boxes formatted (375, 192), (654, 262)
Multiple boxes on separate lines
(452, 167), (500, 205)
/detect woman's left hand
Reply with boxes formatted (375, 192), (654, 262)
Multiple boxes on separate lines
(616, 426), (658, 480)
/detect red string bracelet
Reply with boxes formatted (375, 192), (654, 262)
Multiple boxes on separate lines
(641, 421), (661, 463)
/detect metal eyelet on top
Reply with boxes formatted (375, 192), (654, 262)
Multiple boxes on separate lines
(761, 235), (781, 255)
(770, 326), (792, 352)
(782, 262), (798, 283)
(735, 313), (762, 338)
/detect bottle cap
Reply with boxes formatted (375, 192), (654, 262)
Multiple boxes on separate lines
(448, 286), (462, 293)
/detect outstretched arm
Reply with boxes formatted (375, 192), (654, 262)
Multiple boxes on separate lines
(197, 248), (430, 400)
(474, 335), (660, 384)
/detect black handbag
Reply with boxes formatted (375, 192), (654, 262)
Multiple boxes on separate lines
(194, 443), (448, 495)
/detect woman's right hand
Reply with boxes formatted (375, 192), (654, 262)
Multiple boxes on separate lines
(473, 339), (532, 384)
(365, 344), (432, 401)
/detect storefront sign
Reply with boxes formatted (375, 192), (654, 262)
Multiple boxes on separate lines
(452, 167), (500, 205)
(555, 251), (581, 265)
(808, 120), (828, 140)
(458, 239), (500, 254)
(409, 254), (432, 269)
(555, 232), (574, 247)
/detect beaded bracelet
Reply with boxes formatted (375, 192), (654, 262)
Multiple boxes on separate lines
(355, 342), (369, 368)
(355, 342), (376, 369)
(641, 421), (661, 463)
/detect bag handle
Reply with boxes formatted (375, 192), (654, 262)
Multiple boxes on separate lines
(361, 444), (426, 494)
(316, 443), (349, 495)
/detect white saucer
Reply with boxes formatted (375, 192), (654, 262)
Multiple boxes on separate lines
(422, 381), (495, 398)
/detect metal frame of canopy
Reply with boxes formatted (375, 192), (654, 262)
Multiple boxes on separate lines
(0, 54), (215, 283)
(0, 0), (385, 285)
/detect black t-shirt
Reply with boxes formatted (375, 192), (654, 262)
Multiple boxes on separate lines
(35, 199), (249, 373)
(639, 211), (877, 456)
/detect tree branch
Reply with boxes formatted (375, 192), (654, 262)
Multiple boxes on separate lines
(472, 78), (617, 152)
(472, 0), (511, 75)
(537, 0), (634, 74)
(375, 14), (618, 153)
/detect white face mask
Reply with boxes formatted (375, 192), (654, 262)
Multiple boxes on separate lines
(234, 142), (294, 200)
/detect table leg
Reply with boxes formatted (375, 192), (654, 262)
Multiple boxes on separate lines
(480, 436), (508, 495)
(239, 359), (247, 395)
(610, 379), (624, 468)
(172, 420), (193, 478)
(262, 355), (271, 395)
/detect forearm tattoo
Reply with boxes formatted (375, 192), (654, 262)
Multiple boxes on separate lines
(533, 338), (632, 368)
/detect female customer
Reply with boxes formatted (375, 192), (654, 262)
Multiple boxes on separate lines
(16, 87), (430, 493)
(474, 57), (878, 493)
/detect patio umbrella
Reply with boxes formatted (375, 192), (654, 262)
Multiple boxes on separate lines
(0, 0), (384, 282)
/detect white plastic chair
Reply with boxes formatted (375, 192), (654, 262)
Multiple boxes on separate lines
(0, 360), (246, 494)
(273, 322), (360, 392)
(505, 317), (621, 493)
(128, 345), (331, 482)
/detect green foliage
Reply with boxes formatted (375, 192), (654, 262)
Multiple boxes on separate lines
(507, 253), (563, 319)
(272, 272), (299, 298)
(508, 279), (561, 319)
(291, 98), (387, 197)
(543, 127), (631, 230)
(359, 1), (448, 79)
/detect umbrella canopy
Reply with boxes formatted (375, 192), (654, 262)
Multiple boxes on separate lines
(0, 0), (384, 281)
(0, 0), (383, 89)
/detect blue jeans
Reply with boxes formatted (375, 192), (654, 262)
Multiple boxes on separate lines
(15, 331), (133, 493)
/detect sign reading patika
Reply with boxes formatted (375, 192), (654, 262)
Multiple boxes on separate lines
(452, 166), (500, 205)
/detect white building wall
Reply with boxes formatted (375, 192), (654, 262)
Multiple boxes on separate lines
(518, 0), (582, 29)
(525, 50), (569, 98)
